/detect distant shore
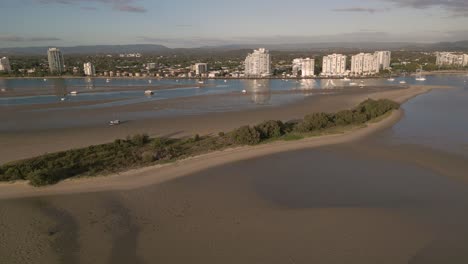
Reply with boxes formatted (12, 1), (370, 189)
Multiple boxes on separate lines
(1, 70), (466, 80)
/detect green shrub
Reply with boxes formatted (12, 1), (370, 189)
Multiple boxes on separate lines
(294, 112), (333, 132)
(255, 120), (284, 139)
(141, 151), (155, 163)
(27, 169), (62, 186)
(218, 132), (225, 137)
(232, 126), (261, 145)
(334, 110), (354, 126)
(132, 134), (149, 146)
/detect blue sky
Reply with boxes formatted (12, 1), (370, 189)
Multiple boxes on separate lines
(1, 0), (468, 48)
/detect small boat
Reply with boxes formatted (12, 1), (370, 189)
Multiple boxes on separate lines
(198, 81), (204, 84)
(399, 81), (407, 84)
(106, 78), (111, 83)
(387, 78), (395, 82)
(43, 78), (47, 82)
(60, 97), (66, 101)
(144, 90), (154, 95)
(148, 80), (152, 84)
(343, 77), (351, 81)
(70, 91), (78, 95)
(349, 82), (358, 86)
(241, 89), (247, 94)
(224, 80), (227, 83)
(109, 120), (121, 126)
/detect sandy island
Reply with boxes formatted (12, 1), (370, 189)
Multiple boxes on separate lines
(0, 85), (451, 199)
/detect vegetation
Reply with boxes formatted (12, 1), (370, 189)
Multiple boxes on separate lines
(0, 99), (399, 186)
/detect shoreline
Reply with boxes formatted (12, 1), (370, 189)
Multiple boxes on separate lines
(0, 108), (403, 200)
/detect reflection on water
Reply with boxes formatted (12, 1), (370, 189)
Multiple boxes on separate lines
(51, 78), (68, 97)
(243, 79), (271, 105)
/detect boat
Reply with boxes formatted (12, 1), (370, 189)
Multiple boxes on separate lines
(70, 91), (78, 95)
(241, 89), (247, 94)
(415, 67), (426, 81)
(399, 81), (407, 84)
(60, 97), (66, 101)
(387, 78), (395, 82)
(43, 78), (47, 82)
(148, 80), (152, 84)
(106, 78), (111, 83)
(224, 80), (227, 83)
(144, 90), (154, 95)
(343, 77), (351, 81)
(109, 120), (121, 126)
(349, 82), (358, 86)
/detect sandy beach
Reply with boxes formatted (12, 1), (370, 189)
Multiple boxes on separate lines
(2, 83), (468, 264)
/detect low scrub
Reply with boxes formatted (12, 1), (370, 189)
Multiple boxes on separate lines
(0, 99), (399, 186)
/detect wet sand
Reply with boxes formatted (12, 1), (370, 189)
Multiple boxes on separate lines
(2, 84), (468, 264)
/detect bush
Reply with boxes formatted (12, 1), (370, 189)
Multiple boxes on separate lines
(294, 112), (333, 132)
(231, 126), (261, 145)
(132, 134), (149, 146)
(334, 110), (354, 126)
(255, 120), (284, 139)
(3, 167), (24, 181)
(141, 151), (155, 163)
(27, 169), (62, 186)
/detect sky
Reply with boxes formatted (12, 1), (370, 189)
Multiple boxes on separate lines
(1, 0), (468, 48)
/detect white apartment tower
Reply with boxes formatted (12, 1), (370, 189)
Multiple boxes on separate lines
(321, 54), (347, 76)
(194, 63), (208, 75)
(375, 51), (391, 70)
(436, 52), (468, 67)
(47, 48), (65, 73)
(83, 62), (95, 76)
(0, 57), (11, 72)
(351, 53), (380, 76)
(244, 48), (271, 77)
(292, 58), (315, 77)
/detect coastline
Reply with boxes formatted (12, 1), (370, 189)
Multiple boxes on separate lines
(0, 108), (403, 199)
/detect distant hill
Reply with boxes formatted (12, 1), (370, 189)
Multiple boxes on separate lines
(0, 44), (171, 55)
(1, 41), (468, 55)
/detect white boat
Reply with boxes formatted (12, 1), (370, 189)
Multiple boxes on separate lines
(148, 80), (152, 84)
(399, 81), (407, 84)
(349, 82), (358, 86)
(343, 77), (351, 81)
(60, 97), (66, 101)
(70, 91), (78, 95)
(109, 120), (121, 126)
(241, 89), (247, 94)
(415, 67), (426, 81)
(106, 78), (111, 83)
(224, 80), (227, 83)
(198, 81), (204, 84)
(43, 78), (47, 82)
(387, 78), (395, 82)
(144, 90), (154, 95)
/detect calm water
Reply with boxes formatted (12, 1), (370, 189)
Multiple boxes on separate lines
(0, 77), (432, 107)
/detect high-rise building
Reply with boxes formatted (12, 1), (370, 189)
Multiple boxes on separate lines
(321, 54), (347, 76)
(0, 57), (11, 72)
(436, 52), (468, 67)
(292, 58), (302, 76)
(301, 58), (315, 77)
(47, 48), (65, 73)
(83, 62), (95, 76)
(351, 53), (379, 75)
(194, 63), (208, 75)
(244, 48), (271, 77)
(374, 51), (391, 70)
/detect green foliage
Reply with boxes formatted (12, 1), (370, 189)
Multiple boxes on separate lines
(231, 126), (261, 145)
(255, 120), (284, 139)
(0, 99), (399, 186)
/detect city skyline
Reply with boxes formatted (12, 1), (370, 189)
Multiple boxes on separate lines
(1, 0), (468, 48)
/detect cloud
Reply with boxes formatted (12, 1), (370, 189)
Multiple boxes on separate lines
(332, 7), (388, 14)
(0, 35), (61, 42)
(384, 0), (468, 17)
(35, 0), (147, 13)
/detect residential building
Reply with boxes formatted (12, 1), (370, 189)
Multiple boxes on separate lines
(374, 51), (391, 70)
(244, 48), (272, 77)
(291, 58), (315, 77)
(292, 58), (302, 76)
(436, 52), (468, 67)
(47, 48), (65, 73)
(194, 63), (208, 76)
(0, 57), (11, 72)
(147, 63), (157, 70)
(321, 54), (347, 76)
(83, 62), (96, 76)
(351, 53), (379, 75)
